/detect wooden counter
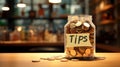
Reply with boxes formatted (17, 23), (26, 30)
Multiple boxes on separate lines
(0, 53), (120, 67)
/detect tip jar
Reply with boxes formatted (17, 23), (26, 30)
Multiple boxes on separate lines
(64, 15), (96, 59)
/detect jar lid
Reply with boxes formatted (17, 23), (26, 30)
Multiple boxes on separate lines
(68, 15), (92, 21)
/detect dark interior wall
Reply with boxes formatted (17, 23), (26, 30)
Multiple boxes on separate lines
(6, 0), (16, 31)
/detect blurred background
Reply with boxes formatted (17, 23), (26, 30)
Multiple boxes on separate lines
(0, 0), (120, 52)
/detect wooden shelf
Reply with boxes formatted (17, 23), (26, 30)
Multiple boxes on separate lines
(0, 41), (64, 47)
(96, 4), (113, 14)
(99, 20), (115, 25)
(0, 17), (67, 20)
(97, 43), (120, 52)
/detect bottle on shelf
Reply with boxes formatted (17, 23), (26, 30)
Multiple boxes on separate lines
(21, 8), (25, 17)
(37, 4), (45, 17)
(20, 26), (25, 41)
(57, 27), (64, 42)
(44, 24), (51, 42)
(44, 24), (57, 42)
(0, 26), (9, 41)
(27, 26), (37, 41)
(29, 10), (36, 18)
(10, 26), (21, 41)
(36, 25), (45, 41)
(2, 26), (9, 41)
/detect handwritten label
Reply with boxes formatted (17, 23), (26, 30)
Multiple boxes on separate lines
(66, 33), (92, 47)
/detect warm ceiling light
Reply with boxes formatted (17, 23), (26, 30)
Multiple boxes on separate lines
(17, 0), (26, 8)
(2, 4), (10, 11)
(2, 6), (10, 11)
(49, 0), (62, 3)
(17, 3), (26, 8)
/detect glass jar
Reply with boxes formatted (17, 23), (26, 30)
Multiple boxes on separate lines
(64, 15), (96, 59)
